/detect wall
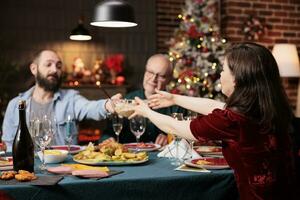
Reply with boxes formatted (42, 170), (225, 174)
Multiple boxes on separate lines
(0, 0), (156, 94)
(156, 0), (300, 110)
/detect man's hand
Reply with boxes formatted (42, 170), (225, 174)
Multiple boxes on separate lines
(148, 89), (175, 109)
(105, 93), (122, 113)
(155, 133), (168, 146)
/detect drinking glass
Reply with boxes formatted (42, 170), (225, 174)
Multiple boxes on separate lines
(34, 115), (56, 170)
(168, 113), (184, 166)
(29, 111), (40, 154)
(114, 99), (135, 118)
(111, 114), (123, 143)
(65, 114), (77, 153)
(184, 111), (198, 159)
(129, 116), (146, 151)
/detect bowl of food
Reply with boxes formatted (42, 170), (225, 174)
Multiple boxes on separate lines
(38, 149), (68, 164)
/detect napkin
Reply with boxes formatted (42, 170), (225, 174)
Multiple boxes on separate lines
(157, 139), (201, 160)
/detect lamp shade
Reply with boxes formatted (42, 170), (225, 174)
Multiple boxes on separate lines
(70, 20), (92, 41)
(90, 0), (137, 28)
(272, 44), (300, 77)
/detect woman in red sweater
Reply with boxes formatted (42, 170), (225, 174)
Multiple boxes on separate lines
(130, 42), (296, 200)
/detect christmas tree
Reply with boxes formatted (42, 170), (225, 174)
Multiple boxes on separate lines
(167, 0), (228, 100)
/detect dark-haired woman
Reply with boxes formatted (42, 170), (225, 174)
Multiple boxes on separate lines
(130, 42), (296, 200)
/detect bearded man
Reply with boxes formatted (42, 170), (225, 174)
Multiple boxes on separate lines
(2, 50), (120, 152)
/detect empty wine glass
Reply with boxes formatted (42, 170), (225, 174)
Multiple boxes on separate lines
(34, 115), (56, 170)
(129, 116), (146, 151)
(65, 114), (76, 153)
(168, 113), (184, 166)
(184, 111), (198, 158)
(111, 114), (123, 143)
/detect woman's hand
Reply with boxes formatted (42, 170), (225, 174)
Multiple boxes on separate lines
(148, 89), (175, 109)
(128, 97), (152, 119)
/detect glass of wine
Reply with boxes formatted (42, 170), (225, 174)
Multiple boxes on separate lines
(111, 113), (123, 143)
(129, 115), (146, 151)
(34, 115), (56, 170)
(65, 114), (77, 153)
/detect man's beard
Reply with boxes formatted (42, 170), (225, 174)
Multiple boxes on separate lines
(36, 70), (62, 92)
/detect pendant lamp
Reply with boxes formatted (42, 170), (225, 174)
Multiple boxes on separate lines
(90, 0), (137, 28)
(70, 18), (92, 41)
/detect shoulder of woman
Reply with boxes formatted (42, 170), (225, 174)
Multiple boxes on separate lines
(212, 108), (248, 122)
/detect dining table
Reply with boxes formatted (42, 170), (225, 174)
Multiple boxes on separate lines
(0, 152), (239, 200)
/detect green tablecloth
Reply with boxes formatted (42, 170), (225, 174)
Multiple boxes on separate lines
(0, 153), (238, 200)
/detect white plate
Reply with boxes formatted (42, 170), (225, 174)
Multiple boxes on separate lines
(73, 157), (149, 166)
(184, 157), (229, 170)
(123, 143), (161, 152)
(50, 145), (85, 154)
(194, 146), (223, 156)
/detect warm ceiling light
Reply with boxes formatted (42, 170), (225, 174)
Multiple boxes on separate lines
(90, 0), (137, 28)
(70, 19), (92, 41)
(272, 44), (300, 77)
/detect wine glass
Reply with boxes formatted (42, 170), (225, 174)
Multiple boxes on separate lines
(168, 113), (184, 166)
(184, 111), (198, 159)
(111, 113), (123, 143)
(129, 116), (146, 151)
(65, 114), (77, 153)
(29, 111), (40, 154)
(34, 115), (56, 170)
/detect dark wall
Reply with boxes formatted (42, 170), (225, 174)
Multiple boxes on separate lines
(0, 0), (156, 93)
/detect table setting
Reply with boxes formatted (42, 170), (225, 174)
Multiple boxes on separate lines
(0, 100), (237, 200)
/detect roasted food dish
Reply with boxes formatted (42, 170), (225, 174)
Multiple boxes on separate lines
(0, 171), (17, 180)
(73, 141), (148, 163)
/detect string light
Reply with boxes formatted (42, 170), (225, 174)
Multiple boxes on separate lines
(221, 38), (226, 43)
(197, 44), (201, 48)
(184, 77), (191, 83)
(190, 18), (194, 22)
(211, 37), (215, 42)
(212, 63), (217, 69)
(178, 14), (182, 19)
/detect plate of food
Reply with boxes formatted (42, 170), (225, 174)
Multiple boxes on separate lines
(50, 145), (85, 154)
(123, 143), (161, 152)
(73, 141), (149, 166)
(73, 156), (148, 166)
(194, 146), (223, 156)
(184, 157), (229, 170)
(0, 156), (13, 170)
